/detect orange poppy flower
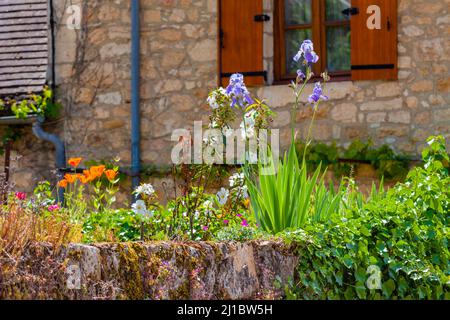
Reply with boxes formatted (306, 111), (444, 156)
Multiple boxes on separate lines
(58, 179), (68, 188)
(89, 165), (106, 179)
(64, 174), (77, 184)
(68, 158), (82, 167)
(78, 175), (87, 184)
(105, 169), (118, 182)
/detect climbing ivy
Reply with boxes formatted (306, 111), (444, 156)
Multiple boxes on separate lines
(285, 136), (450, 300)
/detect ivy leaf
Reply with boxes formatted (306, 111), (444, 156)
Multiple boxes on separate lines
(355, 268), (366, 283)
(382, 279), (396, 298)
(355, 282), (367, 299)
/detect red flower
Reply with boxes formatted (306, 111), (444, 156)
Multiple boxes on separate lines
(15, 192), (26, 201)
(48, 204), (60, 212)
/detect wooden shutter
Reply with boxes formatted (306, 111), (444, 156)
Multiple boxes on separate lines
(219, 0), (265, 87)
(350, 0), (397, 81)
(0, 0), (48, 97)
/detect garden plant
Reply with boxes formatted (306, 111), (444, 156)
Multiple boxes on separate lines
(0, 39), (448, 301)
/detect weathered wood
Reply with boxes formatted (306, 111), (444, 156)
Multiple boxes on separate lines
(0, 0), (47, 4)
(0, 65), (47, 74)
(0, 72), (46, 81)
(0, 78), (46, 87)
(0, 0), (48, 97)
(0, 44), (47, 53)
(0, 58), (47, 67)
(0, 10), (47, 20)
(0, 30), (47, 40)
(0, 3), (47, 13)
(0, 37), (47, 47)
(0, 51), (48, 60)
(0, 16), (47, 26)
(0, 23), (48, 33)
(0, 85), (44, 95)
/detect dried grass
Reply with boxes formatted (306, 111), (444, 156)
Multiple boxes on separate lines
(0, 204), (82, 271)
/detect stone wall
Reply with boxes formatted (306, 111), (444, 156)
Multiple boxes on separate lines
(0, 241), (298, 300)
(1, 0), (449, 193)
(53, 0), (218, 165)
(259, 0), (449, 155)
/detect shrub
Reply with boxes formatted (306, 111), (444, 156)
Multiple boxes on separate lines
(287, 136), (450, 300)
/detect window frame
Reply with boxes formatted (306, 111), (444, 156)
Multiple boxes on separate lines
(274, 0), (351, 83)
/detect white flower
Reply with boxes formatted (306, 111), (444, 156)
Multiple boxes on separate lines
(132, 200), (149, 216)
(209, 121), (219, 129)
(207, 87), (226, 109)
(238, 185), (249, 199)
(229, 172), (244, 188)
(134, 183), (155, 198)
(216, 188), (229, 206)
(203, 200), (214, 210)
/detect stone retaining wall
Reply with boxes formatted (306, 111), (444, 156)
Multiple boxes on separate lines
(0, 241), (299, 300)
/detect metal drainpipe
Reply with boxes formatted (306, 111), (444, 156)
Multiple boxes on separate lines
(131, 0), (141, 197)
(32, 117), (66, 203)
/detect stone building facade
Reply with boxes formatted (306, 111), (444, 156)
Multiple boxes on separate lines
(1, 0), (449, 193)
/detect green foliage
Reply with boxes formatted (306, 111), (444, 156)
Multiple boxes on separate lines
(1, 87), (61, 120)
(296, 139), (411, 180)
(286, 136), (450, 300)
(83, 209), (147, 242)
(214, 225), (265, 242)
(244, 143), (342, 234)
(0, 88), (61, 155)
(161, 187), (252, 241)
(0, 127), (22, 156)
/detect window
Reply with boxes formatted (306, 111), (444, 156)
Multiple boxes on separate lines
(275, 0), (351, 81)
(220, 0), (397, 85)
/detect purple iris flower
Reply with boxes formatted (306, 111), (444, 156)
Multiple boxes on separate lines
(297, 69), (306, 80)
(308, 82), (329, 104)
(293, 39), (319, 65)
(226, 73), (254, 108)
(304, 50), (319, 64)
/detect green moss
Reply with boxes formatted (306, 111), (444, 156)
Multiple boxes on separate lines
(116, 243), (147, 299)
(169, 280), (190, 300)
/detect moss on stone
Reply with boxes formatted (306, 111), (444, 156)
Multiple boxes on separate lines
(116, 243), (147, 299)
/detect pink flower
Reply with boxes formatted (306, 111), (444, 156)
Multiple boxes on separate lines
(48, 204), (60, 212)
(15, 192), (26, 201)
(223, 220), (229, 225)
(202, 226), (209, 231)
(241, 220), (249, 227)
(236, 214), (242, 218)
